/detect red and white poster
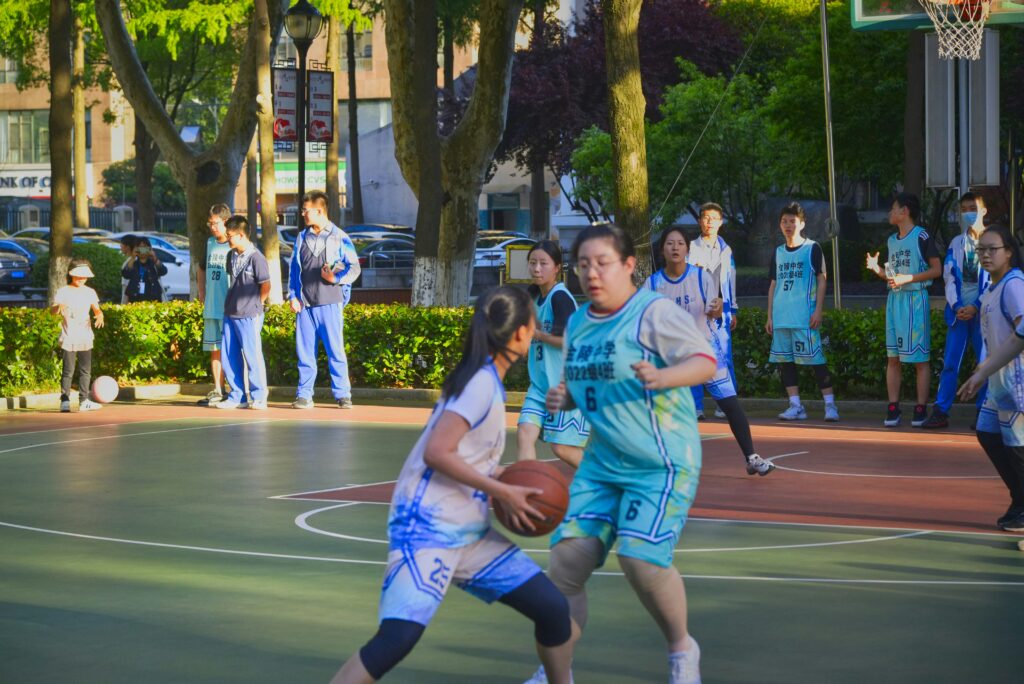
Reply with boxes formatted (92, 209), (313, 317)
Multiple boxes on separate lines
(272, 68), (298, 141)
(306, 70), (334, 143)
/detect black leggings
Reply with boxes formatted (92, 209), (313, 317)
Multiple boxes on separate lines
(358, 572), (570, 680)
(780, 362), (832, 392)
(60, 349), (92, 401)
(715, 395), (756, 459)
(977, 430), (1024, 506)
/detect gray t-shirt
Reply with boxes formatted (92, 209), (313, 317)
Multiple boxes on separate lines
(224, 246), (270, 319)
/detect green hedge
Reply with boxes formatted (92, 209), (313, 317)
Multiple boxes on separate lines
(0, 301), (976, 400)
(30, 241), (125, 302)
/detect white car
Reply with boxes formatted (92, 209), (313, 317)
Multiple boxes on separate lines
(473, 236), (535, 269)
(152, 247), (190, 300)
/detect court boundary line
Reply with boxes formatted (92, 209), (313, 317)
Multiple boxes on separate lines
(0, 416), (205, 438)
(3, 518), (1021, 587)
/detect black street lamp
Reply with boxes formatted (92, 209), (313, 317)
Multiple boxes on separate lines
(284, 0), (324, 206)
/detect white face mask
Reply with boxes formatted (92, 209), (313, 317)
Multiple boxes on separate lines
(961, 211), (978, 230)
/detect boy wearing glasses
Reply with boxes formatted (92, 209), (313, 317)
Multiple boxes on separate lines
(196, 204), (233, 406)
(866, 193), (942, 427)
(687, 202), (738, 419)
(922, 192), (989, 429)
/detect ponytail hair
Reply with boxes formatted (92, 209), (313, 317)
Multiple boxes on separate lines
(985, 224), (1023, 271)
(441, 285), (535, 399)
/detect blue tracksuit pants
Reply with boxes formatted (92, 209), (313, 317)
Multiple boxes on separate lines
(222, 314), (267, 402)
(693, 326), (737, 411)
(295, 302), (351, 400)
(935, 316), (985, 413)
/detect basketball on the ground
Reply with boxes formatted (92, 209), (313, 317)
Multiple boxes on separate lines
(493, 460), (571, 537)
(92, 376), (120, 404)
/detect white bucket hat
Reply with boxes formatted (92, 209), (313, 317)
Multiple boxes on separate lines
(68, 265), (95, 278)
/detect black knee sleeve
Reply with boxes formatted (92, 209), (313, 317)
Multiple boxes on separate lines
(499, 573), (572, 648)
(812, 364), (833, 391)
(779, 362), (799, 388)
(359, 618), (425, 680)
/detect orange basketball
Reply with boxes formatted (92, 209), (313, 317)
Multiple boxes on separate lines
(493, 460), (571, 537)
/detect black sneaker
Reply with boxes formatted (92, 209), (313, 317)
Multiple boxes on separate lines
(884, 403), (901, 427)
(197, 390), (223, 407)
(337, 397), (354, 409)
(998, 504), (1024, 527)
(911, 404), (928, 427)
(1001, 511), (1024, 533)
(921, 410), (949, 429)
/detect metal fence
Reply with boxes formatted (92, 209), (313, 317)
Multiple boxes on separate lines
(0, 206), (188, 234)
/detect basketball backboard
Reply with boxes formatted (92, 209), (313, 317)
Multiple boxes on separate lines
(851, 0), (1024, 31)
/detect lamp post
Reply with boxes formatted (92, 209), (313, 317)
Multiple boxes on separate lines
(284, 0), (324, 206)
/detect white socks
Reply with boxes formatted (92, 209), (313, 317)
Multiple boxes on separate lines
(789, 394), (801, 407)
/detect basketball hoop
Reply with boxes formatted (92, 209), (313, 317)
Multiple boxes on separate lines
(919, 1), (991, 59)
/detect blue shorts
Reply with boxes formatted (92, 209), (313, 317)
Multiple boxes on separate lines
(769, 328), (826, 365)
(517, 384), (589, 448)
(552, 455), (700, 569)
(202, 318), (223, 352)
(379, 529), (542, 627)
(885, 289), (930, 362)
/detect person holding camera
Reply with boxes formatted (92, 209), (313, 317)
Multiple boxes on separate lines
(122, 236), (167, 303)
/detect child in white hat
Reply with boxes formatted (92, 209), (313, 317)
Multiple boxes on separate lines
(51, 260), (105, 412)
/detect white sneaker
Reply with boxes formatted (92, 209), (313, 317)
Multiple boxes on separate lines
(79, 399), (102, 412)
(745, 453), (776, 476)
(669, 636), (701, 684)
(778, 404), (807, 421)
(250, 399), (268, 410)
(695, 410), (706, 421)
(522, 665), (573, 684)
(824, 405), (840, 422)
(60, 400), (70, 413)
(216, 399), (241, 409)
(713, 408), (726, 418)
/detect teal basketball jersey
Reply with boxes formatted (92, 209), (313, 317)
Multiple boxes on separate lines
(204, 237), (232, 319)
(564, 289), (700, 472)
(528, 282), (576, 394)
(887, 226), (932, 291)
(772, 241), (818, 329)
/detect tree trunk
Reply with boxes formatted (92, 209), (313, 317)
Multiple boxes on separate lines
(529, 0), (548, 239)
(346, 20), (364, 224)
(903, 31), (925, 198)
(255, 0), (282, 303)
(134, 115), (158, 230)
(442, 15), (454, 94)
(48, 0), (73, 303)
(246, 136), (258, 222)
(603, 0), (651, 282)
(72, 14), (89, 228)
(96, 0), (287, 296)
(325, 16), (343, 226)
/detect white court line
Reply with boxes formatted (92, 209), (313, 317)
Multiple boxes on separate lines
(0, 419), (288, 456)
(295, 503), (388, 543)
(0, 417), (191, 438)
(269, 479), (399, 500)
(3, 519), (1021, 586)
(768, 452), (998, 479)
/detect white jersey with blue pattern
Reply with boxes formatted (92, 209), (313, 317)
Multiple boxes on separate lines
(388, 364), (506, 551)
(646, 266), (728, 369)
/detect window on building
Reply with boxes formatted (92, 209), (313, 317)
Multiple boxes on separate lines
(274, 36), (297, 66)
(339, 29), (374, 71)
(0, 110), (50, 164)
(0, 57), (18, 84)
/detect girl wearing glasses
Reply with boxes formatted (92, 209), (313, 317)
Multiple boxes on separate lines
(527, 224), (716, 684)
(957, 225), (1024, 533)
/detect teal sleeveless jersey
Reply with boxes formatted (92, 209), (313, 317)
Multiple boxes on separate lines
(204, 237), (232, 319)
(564, 289), (700, 472)
(772, 241), (818, 329)
(887, 226), (932, 291)
(528, 282), (576, 394)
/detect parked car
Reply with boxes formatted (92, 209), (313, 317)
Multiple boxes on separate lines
(111, 231), (190, 261)
(277, 226), (300, 245)
(346, 223), (413, 235)
(473, 235), (535, 268)
(152, 247), (190, 300)
(10, 227), (115, 241)
(0, 238), (45, 266)
(0, 249), (31, 292)
(353, 237), (415, 269)
(257, 239), (294, 301)
(478, 230), (529, 240)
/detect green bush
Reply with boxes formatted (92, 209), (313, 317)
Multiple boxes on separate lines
(30, 242), (125, 302)
(0, 300), (978, 400)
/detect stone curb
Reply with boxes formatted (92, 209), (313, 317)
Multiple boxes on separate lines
(3, 382), (980, 422)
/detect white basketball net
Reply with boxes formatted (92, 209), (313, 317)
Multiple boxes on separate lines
(919, 0), (991, 59)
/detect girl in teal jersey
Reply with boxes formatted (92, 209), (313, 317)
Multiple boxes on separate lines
(517, 240), (588, 468)
(525, 225), (716, 684)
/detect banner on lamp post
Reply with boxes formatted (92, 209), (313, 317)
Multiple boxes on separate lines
(272, 68), (299, 141)
(306, 70), (334, 143)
